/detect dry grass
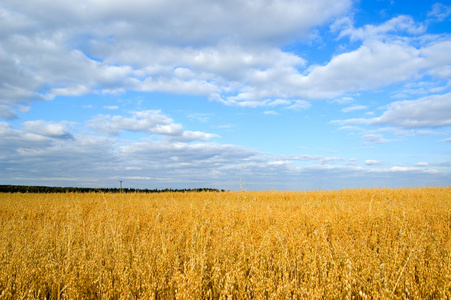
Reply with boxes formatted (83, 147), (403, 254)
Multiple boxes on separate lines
(0, 187), (450, 299)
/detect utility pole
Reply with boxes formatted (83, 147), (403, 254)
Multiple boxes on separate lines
(119, 180), (123, 193)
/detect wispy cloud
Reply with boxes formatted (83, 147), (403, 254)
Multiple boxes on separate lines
(365, 160), (385, 166)
(264, 110), (278, 115)
(187, 113), (213, 123)
(287, 100), (311, 110)
(362, 134), (390, 144)
(342, 105), (367, 113)
(103, 105), (119, 110)
(332, 15), (426, 41)
(330, 97), (355, 104)
(427, 3), (451, 22)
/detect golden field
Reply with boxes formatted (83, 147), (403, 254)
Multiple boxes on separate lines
(0, 187), (450, 299)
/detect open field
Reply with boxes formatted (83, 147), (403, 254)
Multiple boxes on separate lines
(1, 187), (450, 299)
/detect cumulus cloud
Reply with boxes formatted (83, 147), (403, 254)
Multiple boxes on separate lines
(0, 0), (352, 114)
(88, 110), (175, 136)
(0, 125), (68, 162)
(297, 40), (426, 98)
(88, 110), (217, 141)
(23, 120), (74, 140)
(2, 0), (450, 115)
(372, 93), (451, 128)
(336, 93), (451, 129)
(6, 0), (351, 46)
(0, 104), (18, 120)
(420, 40), (451, 79)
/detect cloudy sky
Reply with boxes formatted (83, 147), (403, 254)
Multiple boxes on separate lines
(1, 0), (450, 190)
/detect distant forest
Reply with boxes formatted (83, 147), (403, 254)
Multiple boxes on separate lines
(0, 185), (226, 193)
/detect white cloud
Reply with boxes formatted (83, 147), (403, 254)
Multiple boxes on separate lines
(268, 99), (292, 106)
(88, 110), (217, 141)
(372, 93), (451, 128)
(225, 99), (269, 108)
(287, 100), (311, 110)
(56, 0), (350, 46)
(298, 40), (426, 98)
(346, 158), (358, 165)
(264, 111), (278, 115)
(433, 161), (451, 166)
(320, 157), (346, 164)
(342, 105), (367, 112)
(0, 104), (18, 120)
(179, 131), (218, 142)
(45, 85), (93, 99)
(1, 0), (348, 106)
(333, 15), (426, 42)
(330, 96), (355, 104)
(365, 160), (385, 166)
(393, 80), (448, 98)
(362, 134), (390, 144)
(2, 1), (451, 115)
(283, 154), (349, 165)
(335, 93), (451, 129)
(89, 110), (177, 136)
(187, 113), (212, 123)
(23, 120), (74, 140)
(103, 105), (119, 110)
(420, 40), (451, 79)
(388, 166), (438, 173)
(416, 130), (449, 136)
(2, 118), (449, 189)
(427, 3), (451, 22)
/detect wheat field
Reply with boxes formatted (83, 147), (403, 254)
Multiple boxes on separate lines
(0, 187), (450, 299)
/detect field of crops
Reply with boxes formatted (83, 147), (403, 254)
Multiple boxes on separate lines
(0, 187), (450, 299)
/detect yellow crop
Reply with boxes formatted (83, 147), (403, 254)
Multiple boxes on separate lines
(0, 187), (450, 299)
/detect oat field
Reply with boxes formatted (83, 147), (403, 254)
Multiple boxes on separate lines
(0, 187), (450, 299)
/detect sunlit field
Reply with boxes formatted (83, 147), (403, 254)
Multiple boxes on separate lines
(1, 187), (450, 299)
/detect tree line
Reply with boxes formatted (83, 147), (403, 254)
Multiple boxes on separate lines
(0, 185), (226, 193)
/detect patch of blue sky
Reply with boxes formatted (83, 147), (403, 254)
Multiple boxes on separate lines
(25, 94), (118, 122)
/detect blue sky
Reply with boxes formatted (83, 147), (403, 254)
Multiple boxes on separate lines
(1, 0), (450, 190)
